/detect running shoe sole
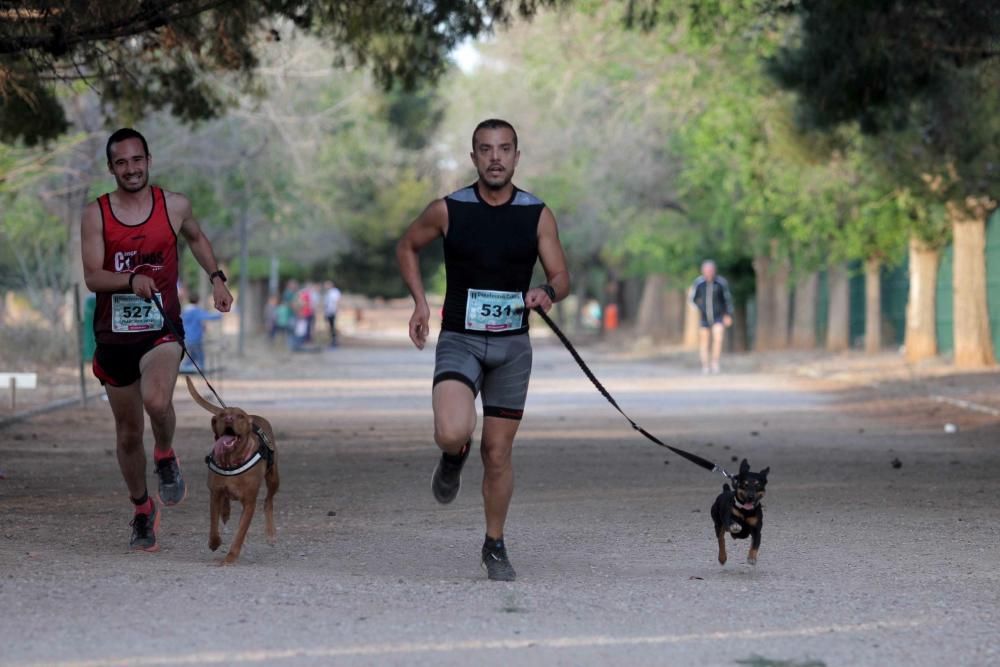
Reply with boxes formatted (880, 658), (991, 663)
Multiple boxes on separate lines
(131, 505), (161, 553)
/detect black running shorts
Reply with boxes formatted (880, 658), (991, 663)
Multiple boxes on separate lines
(433, 330), (532, 420)
(92, 334), (181, 387)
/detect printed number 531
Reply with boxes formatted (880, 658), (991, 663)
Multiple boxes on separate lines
(480, 304), (514, 318)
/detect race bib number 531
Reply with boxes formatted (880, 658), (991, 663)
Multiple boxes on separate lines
(112, 293), (164, 333)
(465, 289), (524, 332)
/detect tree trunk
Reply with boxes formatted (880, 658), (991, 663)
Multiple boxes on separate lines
(730, 300), (748, 352)
(864, 257), (882, 354)
(753, 243), (791, 351)
(904, 237), (939, 363)
(791, 272), (818, 348)
(682, 301), (700, 350)
(771, 250), (791, 349)
(752, 253), (775, 350)
(949, 198), (996, 368)
(826, 263), (850, 351)
(636, 274), (683, 343)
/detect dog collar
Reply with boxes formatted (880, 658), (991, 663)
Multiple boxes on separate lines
(206, 451), (263, 476)
(205, 426), (271, 477)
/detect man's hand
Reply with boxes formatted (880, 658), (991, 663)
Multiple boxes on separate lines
(524, 287), (554, 313)
(131, 273), (156, 300)
(409, 301), (431, 349)
(723, 314), (733, 328)
(212, 279), (233, 312)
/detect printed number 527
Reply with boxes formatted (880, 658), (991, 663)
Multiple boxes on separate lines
(123, 306), (152, 318)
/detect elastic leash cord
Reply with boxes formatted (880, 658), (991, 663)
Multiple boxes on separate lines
(531, 306), (733, 482)
(149, 294), (228, 409)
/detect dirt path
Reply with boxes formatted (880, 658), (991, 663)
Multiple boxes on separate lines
(1, 341), (998, 666)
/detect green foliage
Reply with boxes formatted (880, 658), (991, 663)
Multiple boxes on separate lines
(0, 0), (564, 145)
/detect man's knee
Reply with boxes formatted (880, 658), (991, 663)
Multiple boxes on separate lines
(116, 422), (144, 452)
(481, 439), (513, 476)
(434, 418), (473, 450)
(143, 391), (173, 423)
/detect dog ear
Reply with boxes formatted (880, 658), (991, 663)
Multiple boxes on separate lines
(739, 458), (750, 475)
(759, 466), (770, 481)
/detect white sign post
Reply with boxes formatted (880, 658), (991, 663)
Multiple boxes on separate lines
(0, 372), (38, 411)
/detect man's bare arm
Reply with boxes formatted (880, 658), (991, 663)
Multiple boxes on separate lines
(81, 202), (134, 293)
(171, 192), (233, 312)
(396, 199), (448, 349)
(524, 207), (570, 311)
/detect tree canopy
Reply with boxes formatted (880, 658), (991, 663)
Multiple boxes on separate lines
(0, 0), (562, 145)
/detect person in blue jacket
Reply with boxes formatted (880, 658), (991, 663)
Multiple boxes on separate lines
(181, 292), (221, 369)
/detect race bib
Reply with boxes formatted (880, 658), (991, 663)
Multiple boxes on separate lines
(112, 293), (164, 333)
(465, 289), (524, 332)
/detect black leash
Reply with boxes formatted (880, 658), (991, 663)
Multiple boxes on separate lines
(149, 294), (227, 409)
(531, 306), (733, 482)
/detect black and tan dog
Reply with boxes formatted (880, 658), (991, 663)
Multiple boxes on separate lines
(711, 458), (768, 565)
(186, 377), (279, 565)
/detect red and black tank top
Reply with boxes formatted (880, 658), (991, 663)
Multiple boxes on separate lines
(93, 186), (184, 344)
(441, 183), (544, 336)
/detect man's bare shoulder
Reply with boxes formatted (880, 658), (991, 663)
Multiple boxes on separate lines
(162, 189), (193, 221)
(81, 199), (102, 224)
(419, 198), (449, 226)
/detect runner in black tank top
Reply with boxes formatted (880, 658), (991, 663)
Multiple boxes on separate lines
(397, 119), (571, 581)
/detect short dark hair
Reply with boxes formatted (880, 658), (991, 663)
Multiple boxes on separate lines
(472, 118), (518, 150)
(106, 128), (149, 164)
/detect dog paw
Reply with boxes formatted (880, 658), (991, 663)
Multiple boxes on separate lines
(221, 553), (238, 566)
(208, 536), (221, 551)
(718, 554), (727, 565)
(747, 556), (757, 566)
(728, 522), (742, 534)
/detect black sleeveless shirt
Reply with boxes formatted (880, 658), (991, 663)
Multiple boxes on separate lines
(442, 183), (544, 336)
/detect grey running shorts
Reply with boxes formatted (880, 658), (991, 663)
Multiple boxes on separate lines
(433, 330), (532, 420)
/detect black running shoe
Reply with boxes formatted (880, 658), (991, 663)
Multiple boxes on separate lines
(155, 455), (187, 506)
(431, 442), (470, 504)
(129, 502), (160, 552)
(481, 538), (516, 582)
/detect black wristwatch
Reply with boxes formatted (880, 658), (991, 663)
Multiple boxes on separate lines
(209, 270), (227, 284)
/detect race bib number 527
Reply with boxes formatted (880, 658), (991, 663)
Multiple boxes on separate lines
(465, 289), (524, 332)
(112, 293), (164, 333)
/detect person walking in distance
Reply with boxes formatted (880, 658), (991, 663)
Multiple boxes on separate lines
(323, 280), (342, 348)
(397, 119), (570, 581)
(689, 260), (733, 374)
(81, 128), (233, 552)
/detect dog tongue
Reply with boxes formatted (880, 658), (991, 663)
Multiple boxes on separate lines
(214, 434), (238, 450)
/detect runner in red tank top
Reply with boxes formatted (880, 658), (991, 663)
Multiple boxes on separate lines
(81, 128), (233, 553)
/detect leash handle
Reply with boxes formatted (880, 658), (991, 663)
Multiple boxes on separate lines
(531, 306), (732, 481)
(148, 293), (227, 409)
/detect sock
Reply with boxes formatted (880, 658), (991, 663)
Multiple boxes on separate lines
(153, 447), (175, 463)
(131, 490), (153, 515)
(484, 534), (504, 550)
(442, 440), (470, 463)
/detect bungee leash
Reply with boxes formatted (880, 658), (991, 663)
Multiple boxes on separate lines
(149, 294), (228, 409)
(531, 306), (733, 482)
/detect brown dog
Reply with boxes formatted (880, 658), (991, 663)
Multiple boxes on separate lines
(186, 376), (279, 565)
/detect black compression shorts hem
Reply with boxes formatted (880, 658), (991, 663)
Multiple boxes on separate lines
(433, 371), (478, 395)
(483, 405), (524, 421)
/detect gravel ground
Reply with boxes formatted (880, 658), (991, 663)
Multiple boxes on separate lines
(1, 339), (998, 667)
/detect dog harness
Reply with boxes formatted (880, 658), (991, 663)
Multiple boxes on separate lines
(205, 425), (273, 477)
